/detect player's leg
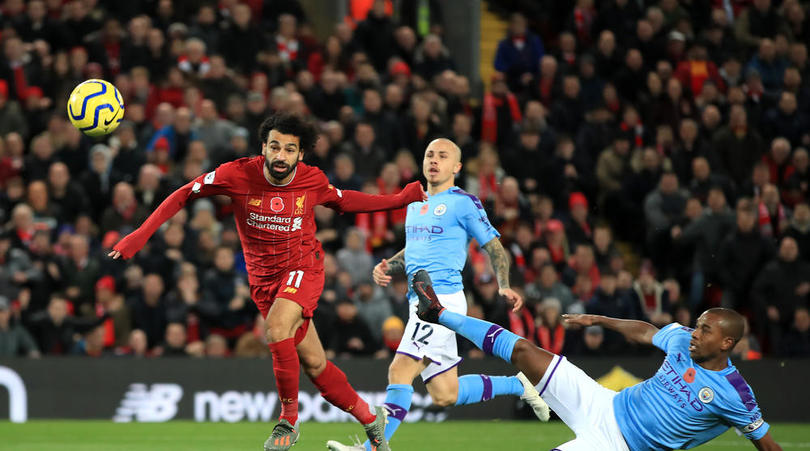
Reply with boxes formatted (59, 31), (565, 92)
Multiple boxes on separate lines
(296, 321), (380, 428)
(413, 270), (555, 384)
(262, 296), (306, 451)
(265, 297), (305, 424)
(338, 353), (425, 451)
(424, 366), (525, 407)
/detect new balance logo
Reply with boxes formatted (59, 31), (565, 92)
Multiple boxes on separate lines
(283, 287), (298, 294)
(113, 383), (183, 422)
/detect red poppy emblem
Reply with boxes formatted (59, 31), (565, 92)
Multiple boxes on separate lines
(683, 367), (696, 383)
(270, 197), (285, 213)
(420, 204), (429, 215)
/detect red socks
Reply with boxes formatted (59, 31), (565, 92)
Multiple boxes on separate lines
(268, 338), (300, 424)
(311, 361), (376, 425)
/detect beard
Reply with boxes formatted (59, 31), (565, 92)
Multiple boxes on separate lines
(265, 158), (298, 182)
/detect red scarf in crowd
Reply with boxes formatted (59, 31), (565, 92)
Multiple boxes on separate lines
(536, 323), (565, 355)
(758, 201), (786, 237)
(481, 92), (521, 143)
(509, 308), (536, 341)
(478, 171), (498, 202)
(620, 120), (644, 148)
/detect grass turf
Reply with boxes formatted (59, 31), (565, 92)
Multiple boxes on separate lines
(1, 421), (808, 450)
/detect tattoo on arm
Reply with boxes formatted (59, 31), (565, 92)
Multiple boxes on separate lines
(386, 248), (406, 276)
(483, 239), (510, 290)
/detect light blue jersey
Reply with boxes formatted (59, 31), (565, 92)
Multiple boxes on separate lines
(614, 323), (769, 450)
(404, 187), (500, 299)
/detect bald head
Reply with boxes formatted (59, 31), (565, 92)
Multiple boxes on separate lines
(427, 138), (462, 163)
(704, 308), (745, 344)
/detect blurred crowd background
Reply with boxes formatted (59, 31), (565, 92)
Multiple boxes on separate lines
(1, 0), (809, 361)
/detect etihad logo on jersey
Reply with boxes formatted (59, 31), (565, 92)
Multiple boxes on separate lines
(248, 198), (262, 207)
(658, 360), (705, 412)
(247, 212), (303, 232)
(294, 195), (306, 215)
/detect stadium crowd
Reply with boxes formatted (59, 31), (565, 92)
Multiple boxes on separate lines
(1, 0), (809, 361)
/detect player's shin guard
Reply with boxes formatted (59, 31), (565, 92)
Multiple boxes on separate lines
(268, 338), (300, 425)
(363, 384), (413, 451)
(310, 361), (376, 425)
(455, 374), (524, 406)
(439, 310), (522, 362)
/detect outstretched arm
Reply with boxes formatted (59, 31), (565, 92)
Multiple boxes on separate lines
(372, 248), (405, 287)
(482, 238), (523, 312)
(110, 166), (230, 259)
(108, 181), (198, 259)
(563, 314), (659, 345)
(752, 432), (782, 451)
(321, 181), (426, 213)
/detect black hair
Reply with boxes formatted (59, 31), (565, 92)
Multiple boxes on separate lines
(258, 113), (317, 153)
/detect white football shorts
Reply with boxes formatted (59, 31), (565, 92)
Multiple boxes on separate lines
(396, 290), (467, 382)
(538, 354), (630, 451)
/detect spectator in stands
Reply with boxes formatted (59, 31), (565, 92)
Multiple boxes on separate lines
(200, 246), (253, 336)
(353, 0), (396, 73)
(61, 234), (99, 317)
(95, 275), (131, 348)
(340, 122), (386, 180)
(672, 187), (735, 309)
(587, 272), (642, 353)
(764, 92), (810, 148)
(47, 162), (89, 226)
(494, 12), (544, 92)
(481, 73), (521, 147)
(752, 236), (810, 346)
(130, 273), (168, 348)
(336, 228), (374, 285)
(352, 280), (392, 345)
(27, 294), (96, 355)
(785, 202), (810, 261)
(414, 34), (453, 82)
(158, 322), (189, 357)
(718, 199), (776, 313)
(0, 295), (39, 357)
(758, 183), (790, 238)
(785, 148), (810, 205)
(329, 298), (377, 357)
(780, 306), (810, 357)
(713, 104), (765, 186)
(597, 131), (633, 208)
(100, 182), (150, 235)
(0, 80), (28, 139)
(734, 0), (788, 49)
(220, 4), (265, 74)
(205, 333), (229, 358)
(534, 297), (565, 355)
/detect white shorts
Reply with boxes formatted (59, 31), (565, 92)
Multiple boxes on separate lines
(537, 355), (630, 451)
(396, 291), (467, 382)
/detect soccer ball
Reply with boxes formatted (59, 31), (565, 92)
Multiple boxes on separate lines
(66, 79), (125, 137)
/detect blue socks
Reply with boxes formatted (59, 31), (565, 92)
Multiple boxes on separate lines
(439, 310), (522, 363)
(364, 384), (413, 451)
(455, 374), (524, 405)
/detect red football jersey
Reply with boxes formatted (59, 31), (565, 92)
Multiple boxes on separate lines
(190, 156), (351, 285)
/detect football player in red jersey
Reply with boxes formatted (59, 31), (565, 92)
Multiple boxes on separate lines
(110, 114), (425, 451)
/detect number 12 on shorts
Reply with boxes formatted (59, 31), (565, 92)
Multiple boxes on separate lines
(411, 321), (433, 345)
(287, 270), (304, 288)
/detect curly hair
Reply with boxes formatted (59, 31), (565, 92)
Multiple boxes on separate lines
(258, 113), (317, 153)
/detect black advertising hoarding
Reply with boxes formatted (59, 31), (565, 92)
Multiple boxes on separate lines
(0, 357), (806, 422)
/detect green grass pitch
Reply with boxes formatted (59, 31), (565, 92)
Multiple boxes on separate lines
(1, 421), (809, 450)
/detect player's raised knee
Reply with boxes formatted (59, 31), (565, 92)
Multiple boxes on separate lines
(510, 339), (535, 364)
(429, 391), (458, 407)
